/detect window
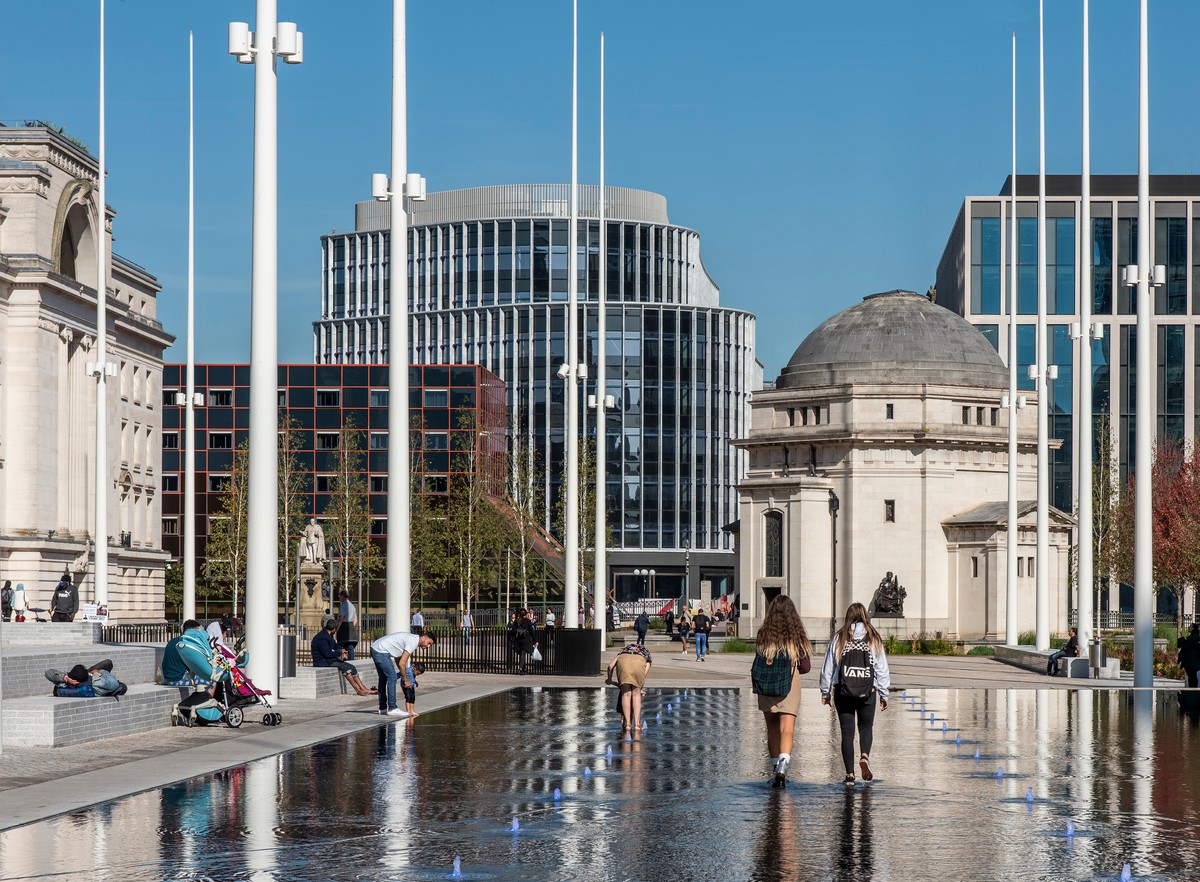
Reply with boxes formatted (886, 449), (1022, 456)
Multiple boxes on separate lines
(962, 406), (970, 425)
(208, 474), (231, 492)
(884, 500), (896, 522)
(990, 408), (999, 427)
(424, 389), (449, 408)
(370, 475), (387, 493)
(316, 475), (333, 493)
(370, 389), (389, 407)
(976, 407), (985, 426)
(277, 389), (287, 407)
(370, 517), (387, 536)
(764, 511), (783, 578)
(162, 474), (179, 492)
(787, 407), (796, 427)
(163, 432), (179, 450)
(370, 432), (389, 450)
(317, 389), (341, 407)
(208, 389), (232, 407)
(424, 431), (448, 450)
(1017, 558), (1025, 578)
(424, 474), (448, 493)
(971, 557), (979, 578)
(1027, 556), (1036, 579)
(885, 403), (894, 420)
(209, 432), (233, 450)
(316, 432), (339, 450)
(163, 389), (179, 406)
(162, 517), (178, 535)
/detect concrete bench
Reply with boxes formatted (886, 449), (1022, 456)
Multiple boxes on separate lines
(2, 622), (103, 647)
(0, 684), (180, 747)
(279, 665), (347, 699)
(994, 644), (1122, 680)
(1, 644), (159, 699)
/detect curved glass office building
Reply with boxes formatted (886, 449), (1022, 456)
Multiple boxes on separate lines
(313, 185), (759, 601)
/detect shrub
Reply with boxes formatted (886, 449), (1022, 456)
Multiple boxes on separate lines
(884, 635), (912, 655)
(1103, 639), (1185, 680)
(720, 637), (755, 653)
(966, 645), (995, 656)
(1018, 630), (1037, 646)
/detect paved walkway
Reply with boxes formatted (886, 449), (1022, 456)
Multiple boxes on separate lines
(0, 645), (1185, 831)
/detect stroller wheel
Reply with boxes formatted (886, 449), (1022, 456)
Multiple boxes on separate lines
(226, 705), (244, 728)
(267, 712), (282, 726)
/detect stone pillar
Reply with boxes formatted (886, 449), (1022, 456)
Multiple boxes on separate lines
(297, 561), (329, 638)
(56, 325), (73, 534)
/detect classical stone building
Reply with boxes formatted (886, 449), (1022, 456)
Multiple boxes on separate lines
(0, 123), (172, 621)
(735, 290), (1072, 641)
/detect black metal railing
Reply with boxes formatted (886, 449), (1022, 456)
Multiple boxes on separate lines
(101, 623), (174, 644)
(361, 627), (601, 677)
(1071, 610), (1194, 630)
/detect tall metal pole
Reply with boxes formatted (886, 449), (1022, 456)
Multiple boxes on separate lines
(1034, 0), (1050, 651)
(1133, 0), (1153, 687)
(593, 31), (607, 650)
(1077, 0), (1094, 650)
(1006, 31), (1019, 647)
(246, 0), (281, 696)
(93, 0), (110, 608)
(183, 31), (197, 623)
(386, 0), (412, 635)
(563, 0), (581, 630)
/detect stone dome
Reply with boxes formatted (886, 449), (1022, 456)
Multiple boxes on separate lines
(778, 290), (1009, 389)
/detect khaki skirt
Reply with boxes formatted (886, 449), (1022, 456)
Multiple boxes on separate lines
(757, 668), (803, 716)
(613, 653), (649, 687)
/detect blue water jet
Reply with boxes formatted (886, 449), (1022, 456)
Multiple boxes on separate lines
(606, 746), (613, 758)
(928, 712), (936, 722)
(942, 722), (948, 733)
(974, 749), (981, 761)
(511, 816), (520, 833)
(1121, 863), (1132, 881)
(1065, 820), (1075, 837)
(449, 856), (463, 879)
(996, 766), (1004, 779)
(553, 788), (562, 801)
(1025, 787), (1034, 803)
(667, 703), (673, 713)
(656, 712), (661, 721)
(955, 733), (962, 746)
(583, 766), (592, 778)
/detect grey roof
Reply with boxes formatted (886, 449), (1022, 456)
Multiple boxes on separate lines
(778, 290), (1009, 390)
(942, 500), (1075, 526)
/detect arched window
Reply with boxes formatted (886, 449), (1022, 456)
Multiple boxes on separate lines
(764, 510), (783, 578)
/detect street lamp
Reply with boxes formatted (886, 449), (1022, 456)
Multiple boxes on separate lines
(634, 568), (655, 599)
(228, 1), (303, 700)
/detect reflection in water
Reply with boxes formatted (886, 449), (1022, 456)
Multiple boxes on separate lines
(3, 687), (1200, 882)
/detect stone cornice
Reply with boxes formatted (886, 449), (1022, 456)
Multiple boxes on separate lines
(0, 139), (96, 183)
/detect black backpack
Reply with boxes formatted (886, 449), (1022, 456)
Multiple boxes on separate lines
(838, 638), (874, 699)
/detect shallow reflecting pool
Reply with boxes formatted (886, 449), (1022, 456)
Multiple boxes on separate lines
(4, 688), (1200, 881)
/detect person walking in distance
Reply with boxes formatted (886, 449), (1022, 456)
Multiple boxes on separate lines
(751, 595), (812, 787)
(819, 603), (890, 787)
(512, 609), (537, 675)
(693, 608), (712, 661)
(335, 590), (359, 660)
(678, 607), (692, 656)
(634, 611), (650, 647)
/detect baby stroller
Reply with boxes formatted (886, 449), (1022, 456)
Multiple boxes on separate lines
(171, 632), (282, 728)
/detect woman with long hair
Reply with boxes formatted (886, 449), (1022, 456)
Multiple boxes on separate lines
(753, 595), (813, 787)
(819, 602), (891, 787)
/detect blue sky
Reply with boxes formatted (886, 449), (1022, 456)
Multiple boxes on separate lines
(5, 1), (1200, 378)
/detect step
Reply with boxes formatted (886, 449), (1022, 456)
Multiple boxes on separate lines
(1, 683), (180, 747)
(279, 666), (347, 699)
(1, 644), (160, 699)
(1, 622), (103, 648)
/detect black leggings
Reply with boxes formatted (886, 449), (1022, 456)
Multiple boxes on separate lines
(834, 691), (877, 774)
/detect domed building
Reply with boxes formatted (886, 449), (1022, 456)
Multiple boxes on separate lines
(734, 290), (1072, 641)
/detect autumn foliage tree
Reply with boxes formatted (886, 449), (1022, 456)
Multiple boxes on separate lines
(1112, 440), (1200, 631)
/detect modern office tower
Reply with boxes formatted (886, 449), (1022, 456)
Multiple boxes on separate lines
(313, 185), (759, 603)
(160, 363), (508, 608)
(936, 174), (1200, 613)
(0, 123), (172, 621)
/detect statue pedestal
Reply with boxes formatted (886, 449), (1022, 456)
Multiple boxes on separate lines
(298, 562), (330, 637)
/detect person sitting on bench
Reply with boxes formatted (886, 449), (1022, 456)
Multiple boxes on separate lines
(311, 617), (376, 696)
(1047, 627), (1080, 676)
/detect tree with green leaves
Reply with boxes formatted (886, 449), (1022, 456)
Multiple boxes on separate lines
(205, 439), (249, 618)
(322, 418), (382, 601)
(277, 414), (309, 613)
(554, 436), (611, 597)
(508, 416), (545, 610)
(446, 411), (513, 613)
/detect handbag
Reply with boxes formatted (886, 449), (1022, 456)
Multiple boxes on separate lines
(531, 645), (543, 662)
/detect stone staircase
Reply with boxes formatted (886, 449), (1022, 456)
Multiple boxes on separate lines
(1, 629), (178, 748)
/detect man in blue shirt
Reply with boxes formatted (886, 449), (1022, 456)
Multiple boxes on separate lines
(311, 618), (375, 696)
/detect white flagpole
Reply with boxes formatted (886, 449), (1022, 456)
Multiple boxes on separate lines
(1006, 31), (1019, 646)
(594, 31), (607, 650)
(1034, 0), (1050, 650)
(183, 31), (197, 622)
(1077, 0), (1094, 650)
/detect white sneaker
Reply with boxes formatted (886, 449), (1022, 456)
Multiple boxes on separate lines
(387, 708), (409, 717)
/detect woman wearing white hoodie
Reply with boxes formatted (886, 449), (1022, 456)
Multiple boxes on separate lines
(819, 603), (890, 787)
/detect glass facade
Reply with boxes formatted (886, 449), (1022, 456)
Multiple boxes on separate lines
(938, 182), (1200, 526)
(159, 363), (506, 591)
(313, 186), (757, 577)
